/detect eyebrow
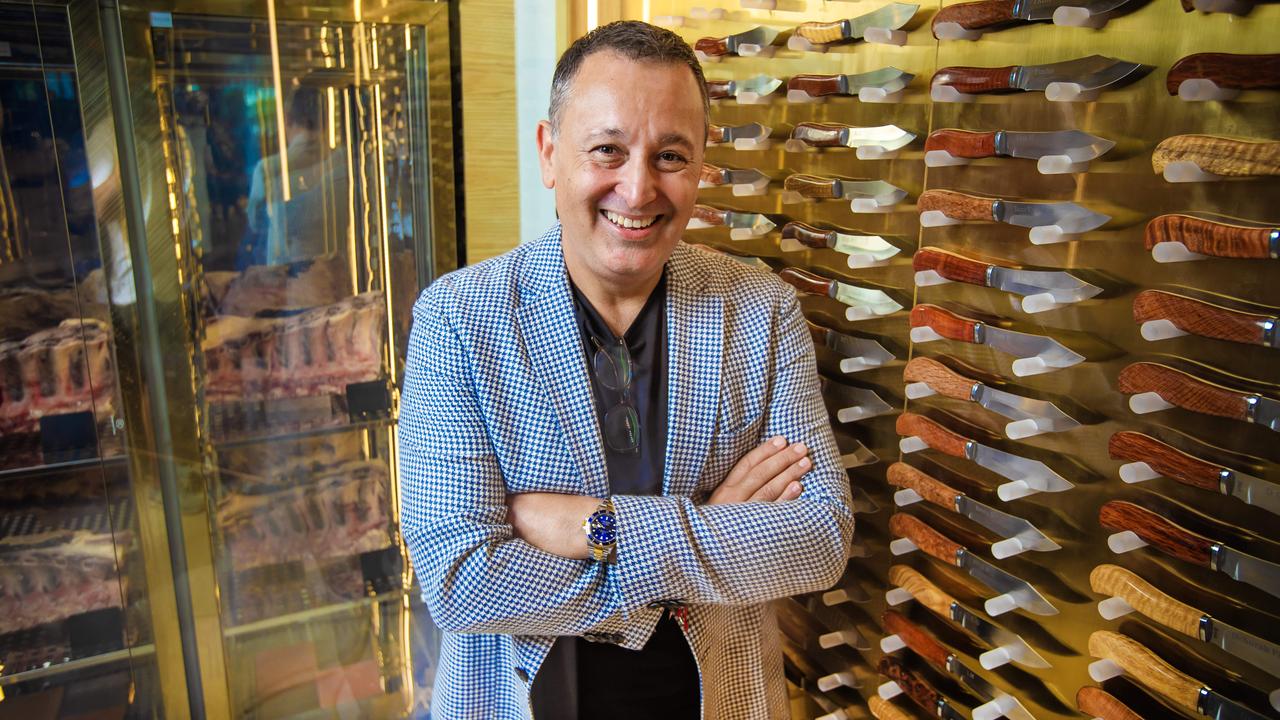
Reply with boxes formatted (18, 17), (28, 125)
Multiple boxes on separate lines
(583, 128), (695, 152)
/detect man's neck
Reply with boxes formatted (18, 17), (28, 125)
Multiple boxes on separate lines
(564, 261), (663, 338)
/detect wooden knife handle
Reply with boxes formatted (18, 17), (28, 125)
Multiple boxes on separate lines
(917, 189), (997, 221)
(707, 125), (727, 144)
(780, 221), (832, 249)
(924, 129), (999, 159)
(1116, 362), (1251, 422)
(890, 513), (965, 566)
(777, 267), (835, 297)
(699, 163), (725, 185)
(705, 80), (733, 100)
(1180, 0), (1194, 10)
(690, 204), (726, 226)
(1107, 431), (1221, 492)
(795, 20), (846, 44)
(1098, 500), (1214, 566)
(868, 695), (914, 720)
(889, 564), (957, 618)
(807, 320), (828, 345)
(1144, 214), (1277, 259)
(792, 122), (848, 148)
(1088, 631), (1203, 713)
(1166, 53), (1280, 94)
(896, 412), (971, 458)
(693, 36), (729, 57)
(1089, 564), (1202, 638)
(913, 247), (992, 286)
(883, 609), (952, 668)
(1152, 135), (1280, 178)
(909, 304), (980, 344)
(1133, 289), (1272, 346)
(783, 173), (839, 199)
(888, 462), (964, 508)
(903, 356), (977, 401)
(877, 655), (942, 716)
(1076, 687), (1145, 720)
(787, 74), (845, 97)
(932, 0), (1018, 33)
(931, 65), (1017, 94)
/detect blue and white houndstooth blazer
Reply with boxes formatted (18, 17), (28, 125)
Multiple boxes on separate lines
(399, 224), (856, 719)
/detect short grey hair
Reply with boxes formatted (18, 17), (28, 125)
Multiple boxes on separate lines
(548, 20), (710, 136)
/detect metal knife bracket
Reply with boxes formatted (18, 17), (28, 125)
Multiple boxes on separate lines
(670, 2), (1279, 718)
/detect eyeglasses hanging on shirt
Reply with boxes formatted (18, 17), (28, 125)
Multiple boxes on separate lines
(589, 334), (641, 454)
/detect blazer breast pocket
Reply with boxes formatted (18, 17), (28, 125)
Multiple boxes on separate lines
(700, 412), (766, 495)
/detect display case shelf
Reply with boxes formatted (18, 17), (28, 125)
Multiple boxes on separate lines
(0, 643), (154, 688)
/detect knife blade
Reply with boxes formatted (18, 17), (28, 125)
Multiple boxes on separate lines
(796, 2), (919, 44)
(705, 75), (782, 100)
(1117, 362), (1280, 432)
(1090, 631), (1271, 720)
(914, 246), (1101, 305)
(918, 189), (1110, 234)
(897, 412), (1075, 495)
(1076, 687), (1143, 720)
(808, 321), (897, 370)
(708, 123), (768, 145)
(694, 26), (780, 57)
(932, 0), (1136, 35)
(1153, 135), (1280, 178)
(688, 204), (775, 236)
(1145, 214), (1280, 260)
(1108, 431), (1280, 516)
(791, 122), (916, 151)
(931, 55), (1144, 95)
(888, 462), (1061, 554)
(889, 565), (1052, 669)
(924, 128), (1115, 163)
(698, 163), (769, 188)
(781, 221), (902, 265)
(889, 513), (1058, 615)
(877, 654), (968, 720)
(784, 174), (909, 206)
(910, 304), (1085, 370)
(1167, 53), (1280, 95)
(1091, 563), (1280, 679)
(1099, 500), (1280, 599)
(904, 356), (1080, 435)
(787, 67), (914, 97)
(779, 267), (903, 317)
(1133, 290), (1278, 348)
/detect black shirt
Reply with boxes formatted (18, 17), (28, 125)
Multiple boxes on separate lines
(528, 271), (700, 720)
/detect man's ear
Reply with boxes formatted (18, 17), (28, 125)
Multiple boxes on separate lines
(535, 120), (556, 189)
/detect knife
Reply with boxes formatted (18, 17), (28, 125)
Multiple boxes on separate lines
(1076, 687), (1143, 720)
(918, 189), (1110, 234)
(787, 68), (914, 97)
(897, 412), (1074, 498)
(780, 267), (903, 319)
(888, 462), (1061, 556)
(790, 122), (916, 151)
(877, 654), (968, 720)
(781, 221), (902, 266)
(698, 163), (769, 188)
(1089, 631), (1271, 720)
(909, 304), (1086, 372)
(889, 564), (1052, 669)
(1107, 430), (1280, 516)
(931, 55), (1145, 96)
(931, 0), (1136, 35)
(705, 75), (782, 100)
(784, 174), (909, 206)
(1133, 290), (1278, 349)
(889, 513), (1059, 615)
(913, 246), (1102, 307)
(795, 2), (919, 44)
(924, 128), (1115, 163)
(1116, 362), (1280, 432)
(708, 123), (768, 145)
(1099, 500), (1280, 599)
(1153, 135), (1280, 178)
(694, 26), (780, 57)
(808, 320), (897, 371)
(868, 695), (914, 720)
(1091, 563), (1280, 679)
(904, 356), (1080, 437)
(1167, 53), (1280, 95)
(1145, 214), (1280, 260)
(688, 204), (775, 236)
(821, 377), (895, 423)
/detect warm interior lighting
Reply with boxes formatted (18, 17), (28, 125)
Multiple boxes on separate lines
(587, 0), (598, 31)
(266, 0), (291, 202)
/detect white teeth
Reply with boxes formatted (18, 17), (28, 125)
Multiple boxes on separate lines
(604, 210), (657, 229)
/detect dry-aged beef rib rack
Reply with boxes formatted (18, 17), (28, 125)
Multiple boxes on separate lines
(0, 529), (128, 636)
(0, 319), (115, 436)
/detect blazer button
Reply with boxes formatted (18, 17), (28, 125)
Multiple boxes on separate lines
(515, 668), (529, 683)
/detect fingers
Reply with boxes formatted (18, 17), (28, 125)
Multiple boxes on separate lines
(748, 450), (811, 502)
(722, 435), (788, 488)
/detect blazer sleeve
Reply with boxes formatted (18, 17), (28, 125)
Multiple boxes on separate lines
(398, 282), (626, 635)
(609, 288), (855, 613)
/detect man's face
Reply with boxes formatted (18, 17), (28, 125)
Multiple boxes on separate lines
(537, 51), (705, 290)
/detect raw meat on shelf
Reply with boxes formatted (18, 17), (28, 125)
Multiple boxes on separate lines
(0, 318), (115, 435)
(0, 530), (129, 635)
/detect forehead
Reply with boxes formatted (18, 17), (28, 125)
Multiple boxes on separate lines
(561, 51), (704, 138)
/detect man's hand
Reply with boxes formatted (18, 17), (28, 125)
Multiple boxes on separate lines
(506, 493), (599, 560)
(708, 436), (810, 505)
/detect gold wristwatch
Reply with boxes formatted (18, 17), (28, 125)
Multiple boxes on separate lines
(582, 497), (617, 563)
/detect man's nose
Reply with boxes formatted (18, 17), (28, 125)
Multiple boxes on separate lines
(617, 157), (659, 211)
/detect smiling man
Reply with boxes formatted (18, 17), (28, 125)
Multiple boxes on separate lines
(399, 21), (854, 720)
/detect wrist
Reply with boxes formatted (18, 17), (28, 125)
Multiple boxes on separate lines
(582, 497), (618, 563)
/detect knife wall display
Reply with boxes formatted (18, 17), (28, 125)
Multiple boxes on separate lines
(1107, 430), (1280, 516)
(1098, 500), (1280, 599)
(877, 654), (968, 720)
(783, 173), (909, 209)
(913, 246), (1102, 313)
(1116, 362), (1280, 432)
(889, 513), (1059, 616)
(697, 163), (769, 191)
(705, 75), (782, 101)
(888, 462), (1061, 557)
(1076, 686), (1144, 720)
(1090, 564), (1280, 681)
(1153, 135), (1280, 179)
(888, 565), (1052, 669)
(924, 128), (1115, 166)
(904, 356), (1081, 437)
(909, 304), (1086, 376)
(707, 123), (770, 146)
(794, 2), (918, 45)
(780, 221), (904, 268)
(786, 68), (914, 98)
(821, 377), (895, 423)
(918, 189), (1110, 240)
(789, 122), (916, 153)
(687, 204), (775, 238)
(1167, 53), (1280, 96)
(1132, 290), (1278, 348)
(1089, 631), (1271, 720)
(808, 320), (897, 372)
(867, 695), (914, 720)
(930, 0), (1137, 36)
(1145, 213), (1280, 262)
(930, 55), (1145, 101)
(897, 412), (1074, 499)
(779, 267), (904, 320)
(693, 26), (779, 57)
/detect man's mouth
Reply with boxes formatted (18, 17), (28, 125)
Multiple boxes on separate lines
(602, 209), (661, 230)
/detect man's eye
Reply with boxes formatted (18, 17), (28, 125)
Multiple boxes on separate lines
(659, 152), (687, 165)
(593, 145), (618, 156)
